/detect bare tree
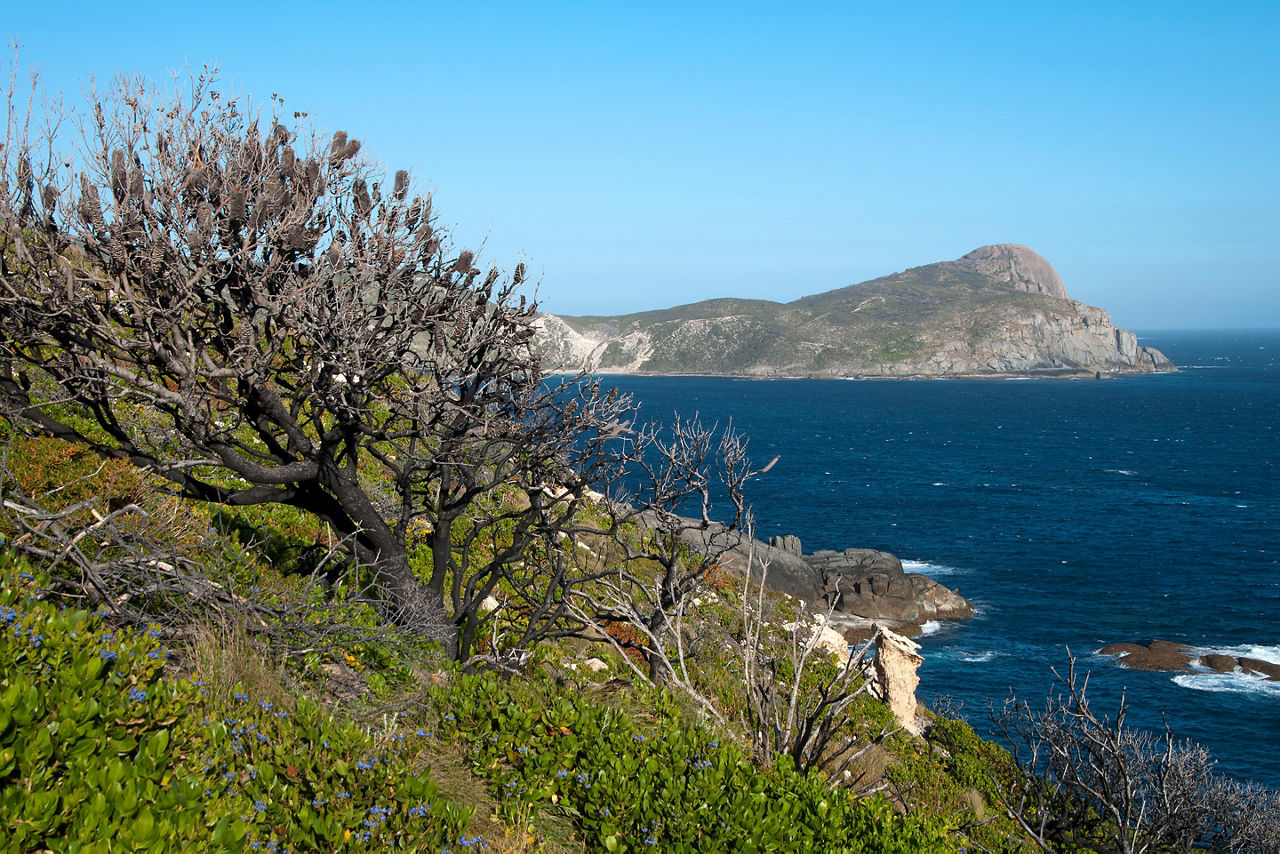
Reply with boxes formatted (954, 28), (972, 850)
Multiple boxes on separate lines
(738, 537), (889, 789)
(0, 65), (631, 654)
(570, 417), (771, 693)
(992, 653), (1280, 853)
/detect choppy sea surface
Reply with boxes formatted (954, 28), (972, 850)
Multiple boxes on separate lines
(600, 329), (1280, 788)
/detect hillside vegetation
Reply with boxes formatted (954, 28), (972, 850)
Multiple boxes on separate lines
(1, 66), (1273, 852)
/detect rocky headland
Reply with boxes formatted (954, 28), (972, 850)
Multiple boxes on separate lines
(1099, 640), (1280, 681)
(535, 244), (1176, 379)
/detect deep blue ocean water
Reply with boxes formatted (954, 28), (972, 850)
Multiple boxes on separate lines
(599, 329), (1280, 789)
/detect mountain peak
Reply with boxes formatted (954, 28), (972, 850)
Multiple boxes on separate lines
(956, 244), (1067, 300)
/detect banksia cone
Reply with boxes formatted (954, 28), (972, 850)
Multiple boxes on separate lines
(228, 188), (246, 223)
(16, 155), (34, 204)
(353, 180), (371, 219)
(41, 184), (58, 215)
(453, 250), (473, 274)
(304, 159), (321, 190)
(393, 169), (409, 201)
(129, 166), (145, 199)
(79, 176), (105, 231)
(111, 150), (128, 201)
(329, 132), (360, 165)
(195, 202), (213, 244)
(281, 146), (297, 179)
(513, 261), (526, 285)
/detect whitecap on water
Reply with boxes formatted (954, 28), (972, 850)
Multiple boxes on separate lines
(919, 621), (943, 636)
(1166, 643), (1280, 695)
(901, 559), (966, 576)
(1172, 671), (1280, 696)
(960, 651), (999, 663)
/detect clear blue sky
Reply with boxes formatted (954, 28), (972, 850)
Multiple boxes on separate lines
(7, 1), (1278, 328)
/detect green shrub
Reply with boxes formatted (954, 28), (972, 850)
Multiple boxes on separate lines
(433, 672), (956, 852)
(0, 553), (475, 852)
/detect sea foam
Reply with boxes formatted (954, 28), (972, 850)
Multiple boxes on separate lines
(901, 560), (966, 577)
(1172, 671), (1280, 697)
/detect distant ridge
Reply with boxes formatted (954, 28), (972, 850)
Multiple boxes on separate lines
(535, 244), (1176, 378)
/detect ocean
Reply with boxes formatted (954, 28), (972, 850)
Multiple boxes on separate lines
(599, 329), (1280, 789)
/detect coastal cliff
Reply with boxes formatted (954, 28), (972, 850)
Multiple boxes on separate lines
(535, 244), (1176, 378)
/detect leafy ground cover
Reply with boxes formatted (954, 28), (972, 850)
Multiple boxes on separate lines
(0, 548), (982, 852)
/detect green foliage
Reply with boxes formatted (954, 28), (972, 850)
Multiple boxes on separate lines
(433, 672), (956, 852)
(885, 714), (1030, 851)
(0, 553), (474, 852)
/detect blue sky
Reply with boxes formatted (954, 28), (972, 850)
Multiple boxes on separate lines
(7, 2), (1278, 327)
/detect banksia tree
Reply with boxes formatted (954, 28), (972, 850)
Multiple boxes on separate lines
(0, 65), (634, 656)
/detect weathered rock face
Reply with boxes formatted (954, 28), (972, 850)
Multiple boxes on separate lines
(535, 244), (1176, 378)
(956, 243), (1068, 298)
(707, 529), (973, 638)
(768, 534), (803, 557)
(872, 626), (925, 735)
(808, 548), (974, 636)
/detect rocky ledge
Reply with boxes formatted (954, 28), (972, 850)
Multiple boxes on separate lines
(706, 530), (974, 640)
(1099, 640), (1280, 681)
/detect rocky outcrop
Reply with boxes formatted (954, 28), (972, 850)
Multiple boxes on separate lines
(955, 243), (1067, 298)
(1100, 640), (1280, 681)
(535, 244), (1176, 378)
(705, 528), (973, 638)
(871, 626), (925, 735)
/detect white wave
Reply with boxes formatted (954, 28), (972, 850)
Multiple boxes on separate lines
(1194, 643), (1280, 666)
(931, 482), (946, 487)
(1172, 671), (1280, 696)
(1104, 469), (1137, 476)
(960, 651), (999, 663)
(918, 621), (943, 636)
(901, 559), (966, 576)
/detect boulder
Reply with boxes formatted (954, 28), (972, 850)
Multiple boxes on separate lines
(1198, 653), (1239, 674)
(1099, 640), (1194, 671)
(768, 534), (803, 556)
(1239, 657), (1280, 682)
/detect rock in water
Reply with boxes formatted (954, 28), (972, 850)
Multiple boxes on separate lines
(1098, 640), (1195, 671)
